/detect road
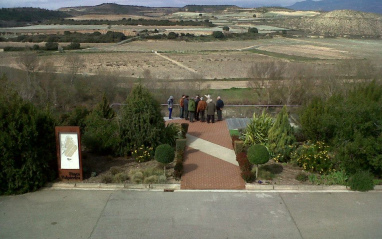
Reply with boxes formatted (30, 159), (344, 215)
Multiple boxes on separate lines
(1, 189), (381, 239)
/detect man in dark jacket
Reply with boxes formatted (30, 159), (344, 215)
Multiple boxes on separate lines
(197, 97), (207, 122)
(206, 99), (216, 123)
(216, 96), (224, 121)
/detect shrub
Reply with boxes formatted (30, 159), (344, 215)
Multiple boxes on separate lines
(348, 171), (374, 192)
(163, 123), (181, 147)
(247, 144), (270, 179)
(144, 175), (158, 184)
(237, 152), (251, 171)
(155, 144), (175, 164)
(212, 31), (224, 38)
(60, 106), (90, 134)
(45, 41), (58, 50)
(0, 92), (57, 195)
(291, 141), (335, 174)
(299, 82), (382, 176)
(248, 27), (258, 33)
(268, 106), (296, 162)
(180, 123), (189, 138)
(176, 138), (187, 152)
(241, 171), (255, 182)
(67, 42), (80, 50)
(261, 164), (283, 174)
(167, 32), (178, 39)
(242, 110), (274, 146)
(101, 174), (113, 184)
(113, 172), (129, 183)
(174, 162), (184, 180)
(234, 140), (245, 154)
(118, 84), (165, 156)
(110, 166), (122, 176)
(130, 171), (144, 184)
(132, 145), (154, 163)
(295, 173), (308, 182)
(83, 95), (118, 155)
(223, 26), (229, 31)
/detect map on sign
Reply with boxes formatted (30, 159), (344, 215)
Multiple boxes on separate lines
(60, 133), (80, 169)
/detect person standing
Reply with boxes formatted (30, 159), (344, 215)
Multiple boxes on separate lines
(179, 95), (185, 118)
(206, 98), (216, 123)
(197, 97), (207, 122)
(184, 95), (189, 120)
(188, 97), (196, 123)
(194, 95), (200, 121)
(216, 96), (225, 121)
(167, 96), (174, 119)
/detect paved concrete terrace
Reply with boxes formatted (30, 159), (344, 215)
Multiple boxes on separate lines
(166, 118), (245, 190)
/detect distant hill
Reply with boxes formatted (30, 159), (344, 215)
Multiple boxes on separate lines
(276, 10), (382, 37)
(59, 3), (180, 16)
(58, 3), (242, 16)
(0, 8), (70, 27)
(289, 0), (382, 15)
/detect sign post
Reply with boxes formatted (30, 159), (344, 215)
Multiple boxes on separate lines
(55, 126), (83, 181)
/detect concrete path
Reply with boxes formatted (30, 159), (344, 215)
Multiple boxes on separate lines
(1, 190), (382, 239)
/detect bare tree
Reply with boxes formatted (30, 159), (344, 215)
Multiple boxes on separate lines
(65, 54), (84, 84)
(17, 51), (41, 100)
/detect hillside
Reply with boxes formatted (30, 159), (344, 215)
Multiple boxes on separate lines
(0, 8), (70, 27)
(276, 10), (382, 37)
(289, 0), (382, 15)
(58, 3), (180, 16)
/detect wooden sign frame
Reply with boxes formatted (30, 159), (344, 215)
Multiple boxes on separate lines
(55, 126), (83, 181)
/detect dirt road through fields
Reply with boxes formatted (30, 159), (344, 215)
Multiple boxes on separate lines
(154, 51), (198, 73)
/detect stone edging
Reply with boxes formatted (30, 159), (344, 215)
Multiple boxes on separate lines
(246, 184), (382, 191)
(45, 182), (382, 191)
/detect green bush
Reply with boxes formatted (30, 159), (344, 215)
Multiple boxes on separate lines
(291, 141), (335, 174)
(247, 145), (270, 165)
(176, 138), (187, 152)
(296, 173), (308, 182)
(67, 42), (81, 50)
(163, 123), (181, 147)
(45, 41), (58, 50)
(155, 144), (175, 165)
(118, 84), (165, 156)
(60, 106), (90, 134)
(348, 171), (374, 192)
(299, 81), (382, 176)
(212, 31), (224, 38)
(248, 27), (258, 33)
(113, 172), (129, 183)
(268, 106), (296, 162)
(241, 171), (255, 182)
(242, 110), (274, 146)
(234, 140), (245, 154)
(131, 145), (154, 163)
(0, 92), (57, 195)
(247, 144), (270, 179)
(83, 95), (118, 155)
(180, 123), (189, 138)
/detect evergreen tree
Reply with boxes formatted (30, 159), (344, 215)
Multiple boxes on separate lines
(118, 84), (165, 156)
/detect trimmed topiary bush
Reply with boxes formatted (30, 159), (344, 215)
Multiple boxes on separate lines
(348, 171), (374, 192)
(155, 144), (175, 175)
(180, 123), (189, 138)
(247, 144), (270, 179)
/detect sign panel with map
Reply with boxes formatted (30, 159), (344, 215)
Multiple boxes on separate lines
(55, 126), (83, 181)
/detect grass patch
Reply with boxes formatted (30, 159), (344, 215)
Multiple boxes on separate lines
(248, 49), (320, 62)
(229, 129), (240, 136)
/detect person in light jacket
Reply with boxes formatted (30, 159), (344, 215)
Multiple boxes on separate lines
(167, 96), (174, 119)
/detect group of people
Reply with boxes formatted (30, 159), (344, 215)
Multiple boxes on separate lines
(168, 94), (224, 123)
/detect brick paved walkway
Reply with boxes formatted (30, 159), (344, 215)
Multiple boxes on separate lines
(168, 119), (245, 190)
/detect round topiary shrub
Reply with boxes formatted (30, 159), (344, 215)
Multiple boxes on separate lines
(247, 144), (270, 179)
(348, 171), (374, 192)
(155, 144), (175, 175)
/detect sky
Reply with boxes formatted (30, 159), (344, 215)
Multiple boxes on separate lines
(0, 0), (306, 10)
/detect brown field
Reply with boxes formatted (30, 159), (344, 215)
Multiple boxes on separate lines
(1, 37), (381, 89)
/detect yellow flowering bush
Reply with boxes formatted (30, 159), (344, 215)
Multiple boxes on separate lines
(291, 141), (335, 174)
(132, 145), (154, 163)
